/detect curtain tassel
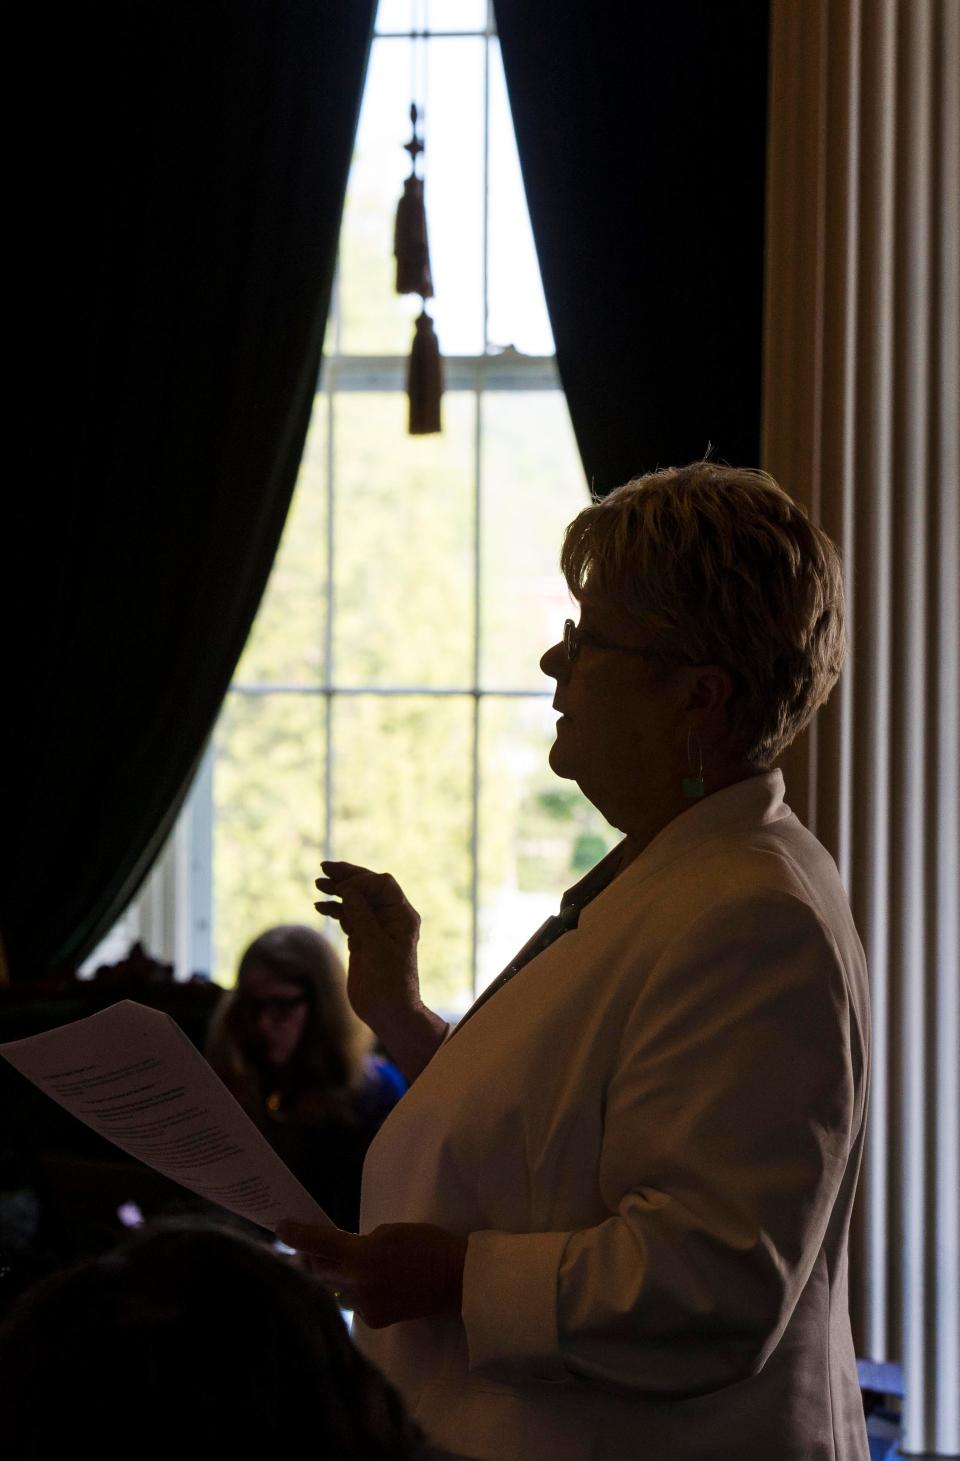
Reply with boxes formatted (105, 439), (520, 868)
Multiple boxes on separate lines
(394, 173), (434, 298)
(394, 102), (443, 435)
(407, 307), (443, 434)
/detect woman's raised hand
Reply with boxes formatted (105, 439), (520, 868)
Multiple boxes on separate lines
(314, 861), (422, 1029)
(314, 861), (449, 1080)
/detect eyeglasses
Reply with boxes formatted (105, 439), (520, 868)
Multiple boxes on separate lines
(562, 618), (664, 665)
(238, 993), (309, 1020)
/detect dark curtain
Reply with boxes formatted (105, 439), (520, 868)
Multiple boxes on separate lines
(493, 0), (770, 496)
(2, 2), (376, 978)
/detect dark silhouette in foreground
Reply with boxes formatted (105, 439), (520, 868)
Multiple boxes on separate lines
(1, 1217), (429, 1460)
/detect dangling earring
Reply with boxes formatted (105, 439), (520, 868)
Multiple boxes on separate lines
(682, 728), (705, 798)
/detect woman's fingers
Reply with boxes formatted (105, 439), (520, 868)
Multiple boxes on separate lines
(320, 860), (377, 881)
(275, 1220), (355, 1257)
(313, 880), (387, 948)
(310, 861), (422, 1030)
(313, 868), (413, 930)
(317, 865), (403, 901)
(275, 1223), (367, 1294)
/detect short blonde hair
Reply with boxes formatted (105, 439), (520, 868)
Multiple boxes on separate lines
(560, 462), (846, 767)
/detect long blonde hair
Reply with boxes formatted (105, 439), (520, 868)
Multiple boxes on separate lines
(206, 925), (372, 1127)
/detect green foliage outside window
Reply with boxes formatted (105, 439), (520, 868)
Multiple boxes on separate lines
(209, 25), (616, 1009)
(211, 390), (616, 1010)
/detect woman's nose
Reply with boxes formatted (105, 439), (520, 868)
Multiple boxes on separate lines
(540, 639), (565, 679)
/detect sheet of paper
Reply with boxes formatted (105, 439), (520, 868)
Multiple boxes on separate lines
(0, 998), (335, 1233)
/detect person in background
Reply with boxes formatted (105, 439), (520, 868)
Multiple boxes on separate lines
(0, 1217), (430, 1460)
(206, 924), (406, 1230)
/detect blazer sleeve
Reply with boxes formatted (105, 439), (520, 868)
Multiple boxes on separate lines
(461, 889), (860, 1395)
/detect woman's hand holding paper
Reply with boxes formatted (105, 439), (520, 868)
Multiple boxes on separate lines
(274, 1219), (468, 1329)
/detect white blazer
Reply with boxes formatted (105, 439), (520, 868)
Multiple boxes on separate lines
(357, 772), (871, 1461)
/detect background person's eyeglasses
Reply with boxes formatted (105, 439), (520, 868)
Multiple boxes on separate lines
(562, 618), (664, 665)
(239, 993), (309, 1020)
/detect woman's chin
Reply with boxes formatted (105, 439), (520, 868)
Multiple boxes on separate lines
(547, 735), (576, 780)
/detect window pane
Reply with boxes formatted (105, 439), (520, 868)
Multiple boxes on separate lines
(213, 692), (325, 983)
(331, 695), (473, 1011)
(480, 392), (589, 689)
(375, 0), (413, 31)
(339, 36), (485, 357)
(339, 39), (423, 355)
(427, 0), (487, 32)
(478, 697), (618, 993)
(423, 37), (485, 354)
(375, 1), (488, 32)
(233, 395), (328, 687)
(487, 42), (555, 356)
(333, 392), (475, 687)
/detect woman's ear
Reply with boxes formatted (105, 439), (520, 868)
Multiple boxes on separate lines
(682, 664), (736, 715)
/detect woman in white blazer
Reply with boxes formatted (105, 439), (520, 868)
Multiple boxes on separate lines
(278, 462), (871, 1461)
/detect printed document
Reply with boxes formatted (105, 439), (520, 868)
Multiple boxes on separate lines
(0, 999), (334, 1232)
